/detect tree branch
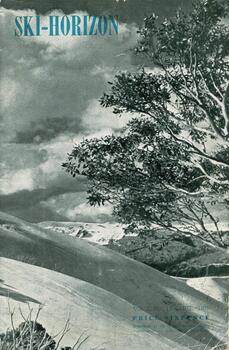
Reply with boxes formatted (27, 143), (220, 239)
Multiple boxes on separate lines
(195, 163), (229, 185)
(222, 82), (229, 136)
(164, 65), (228, 141)
(164, 184), (208, 197)
(167, 128), (229, 167)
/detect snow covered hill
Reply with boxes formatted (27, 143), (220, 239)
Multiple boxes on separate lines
(0, 258), (208, 350)
(0, 211), (228, 349)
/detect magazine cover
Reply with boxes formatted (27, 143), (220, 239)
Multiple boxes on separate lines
(0, 0), (228, 349)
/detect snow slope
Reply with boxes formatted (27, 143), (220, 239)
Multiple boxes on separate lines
(0, 258), (207, 350)
(0, 211), (228, 348)
(186, 277), (229, 303)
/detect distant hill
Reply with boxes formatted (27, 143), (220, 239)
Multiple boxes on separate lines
(106, 230), (229, 277)
(39, 221), (229, 277)
(38, 221), (124, 244)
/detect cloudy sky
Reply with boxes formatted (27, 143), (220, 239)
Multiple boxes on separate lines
(0, 0), (190, 223)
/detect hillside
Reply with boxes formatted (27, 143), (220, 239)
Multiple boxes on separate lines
(106, 231), (229, 277)
(0, 257), (210, 350)
(0, 211), (228, 348)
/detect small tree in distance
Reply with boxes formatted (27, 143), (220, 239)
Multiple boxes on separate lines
(63, 0), (229, 248)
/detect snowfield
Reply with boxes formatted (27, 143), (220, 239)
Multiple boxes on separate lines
(185, 276), (229, 303)
(38, 221), (126, 244)
(0, 211), (228, 349)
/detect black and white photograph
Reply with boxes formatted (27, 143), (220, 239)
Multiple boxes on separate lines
(0, 0), (228, 349)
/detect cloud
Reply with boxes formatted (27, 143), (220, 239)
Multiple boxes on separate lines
(0, 144), (48, 194)
(0, 175), (112, 222)
(66, 203), (114, 223)
(0, 134), (85, 194)
(1, 0), (192, 24)
(42, 192), (114, 223)
(81, 99), (131, 135)
(0, 8), (137, 145)
(0, 2), (191, 222)
(0, 202), (69, 222)
(0, 169), (34, 194)
(0, 178), (87, 222)
(0, 7), (138, 222)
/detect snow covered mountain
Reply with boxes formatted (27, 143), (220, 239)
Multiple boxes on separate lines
(38, 221), (125, 245)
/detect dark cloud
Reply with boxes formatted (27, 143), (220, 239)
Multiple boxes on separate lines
(0, 181), (115, 223)
(14, 116), (83, 143)
(1, 0), (192, 24)
(0, 184), (85, 211)
(69, 212), (115, 223)
(0, 144), (48, 170)
(0, 177), (87, 222)
(2, 204), (68, 222)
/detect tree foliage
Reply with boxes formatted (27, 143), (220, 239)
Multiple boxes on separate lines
(63, 0), (229, 248)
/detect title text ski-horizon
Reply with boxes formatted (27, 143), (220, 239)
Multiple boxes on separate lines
(15, 15), (119, 37)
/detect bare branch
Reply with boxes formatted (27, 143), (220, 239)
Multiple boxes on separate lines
(198, 70), (223, 107)
(164, 184), (208, 197)
(167, 128), (229, 167)
(165, 67), (227, 140)
(210, 72), (224, 99)
(222, 82), (229, 135)
(195, 163), (229, 185)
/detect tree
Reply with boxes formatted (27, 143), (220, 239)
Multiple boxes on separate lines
(63, 0), (229, 248)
